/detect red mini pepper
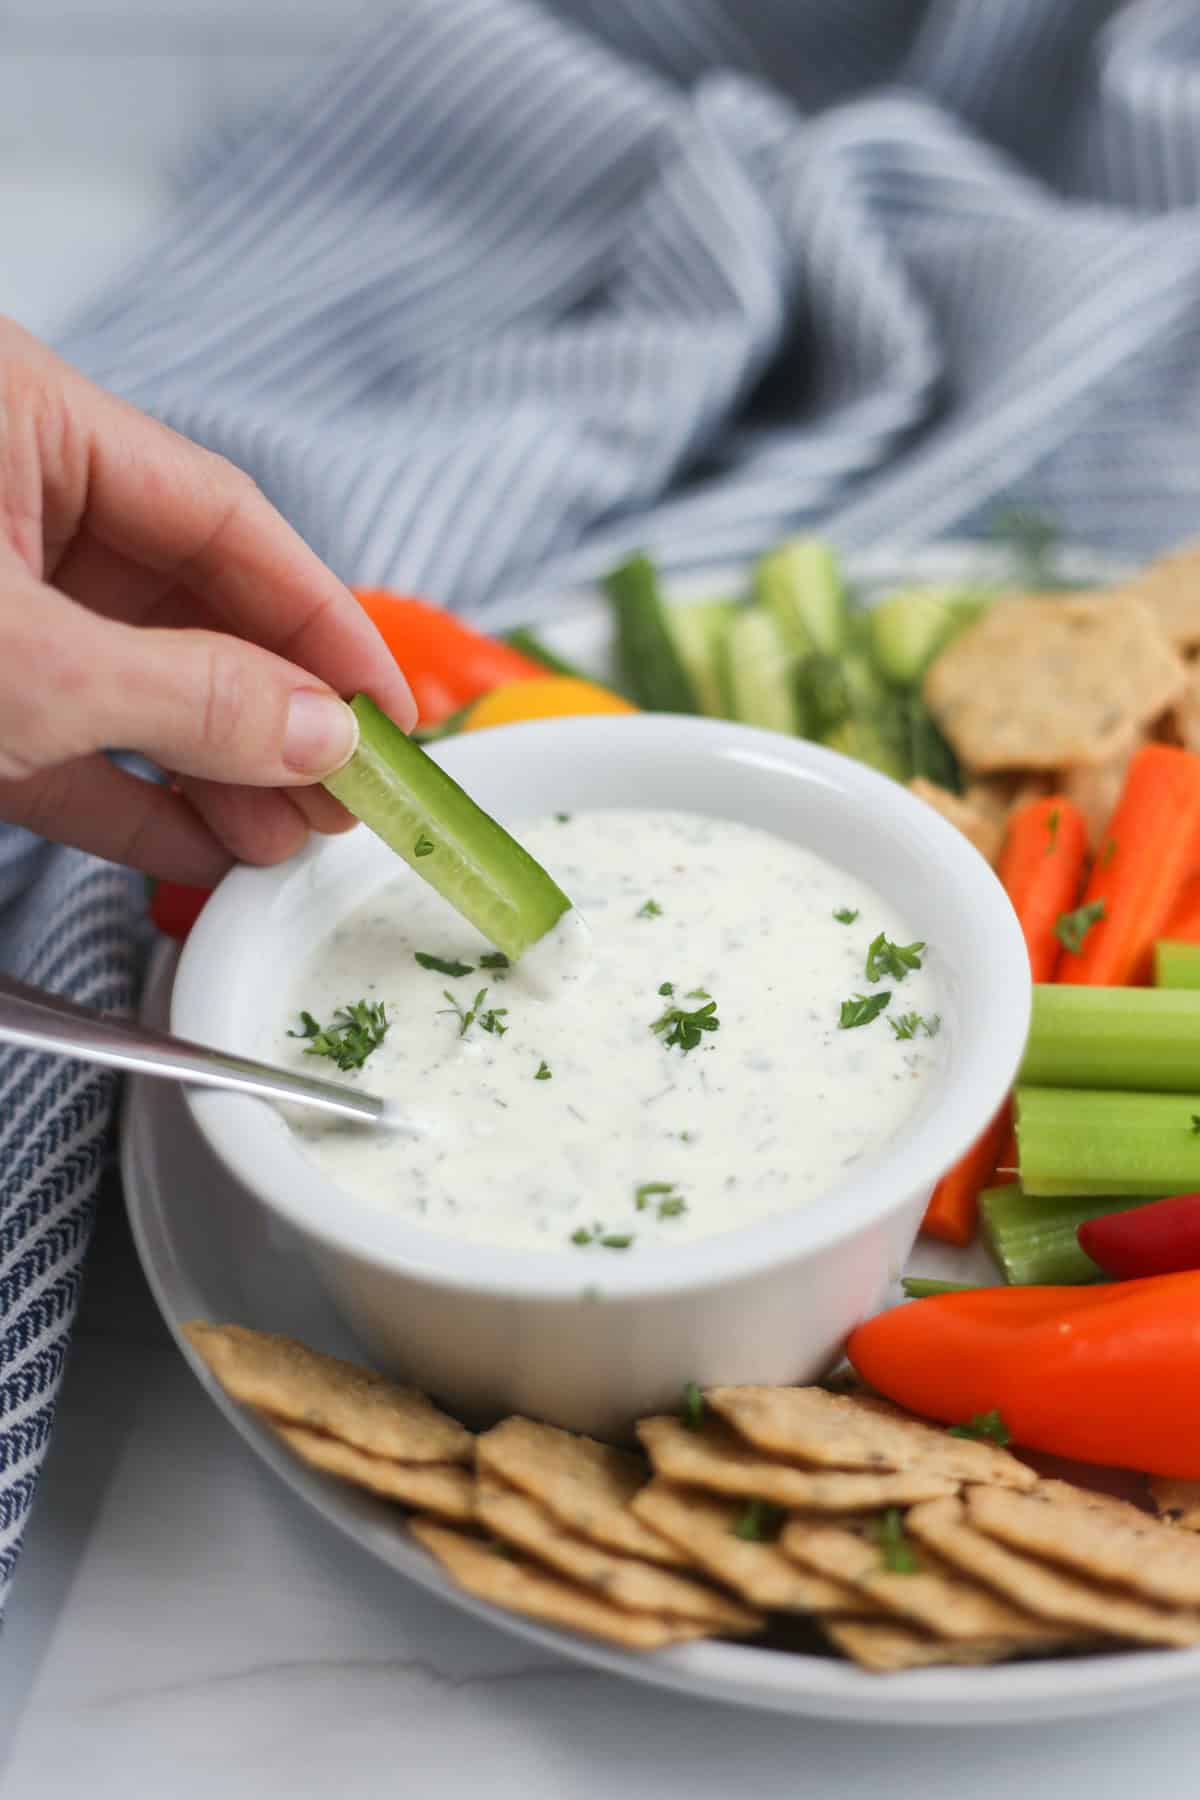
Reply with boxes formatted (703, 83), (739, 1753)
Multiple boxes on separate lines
(148, 880), (212, 941)
(352, 590), (544, 727)
(1079, 1193), (1200, 1280)
(847, 1273), (1200, 1478)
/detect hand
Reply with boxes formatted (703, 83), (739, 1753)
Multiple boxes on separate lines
(0, 318), (415, 885)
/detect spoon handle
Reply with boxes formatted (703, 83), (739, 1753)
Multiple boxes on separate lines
(0, 973), (383, 1125)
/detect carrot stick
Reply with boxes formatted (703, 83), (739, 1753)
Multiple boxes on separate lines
(1057, 744), (1200, 986)
(1159, 872), (1200, 946)
(921, 1102), (1010, 1247)
(995, 796), (1089, 983)
(921, 797), (1088, 1244)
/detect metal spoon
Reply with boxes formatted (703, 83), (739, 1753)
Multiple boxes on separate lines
(0, 972), (387, 1127)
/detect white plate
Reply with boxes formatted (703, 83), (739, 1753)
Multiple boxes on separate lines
(123, 545), (1200, 1726)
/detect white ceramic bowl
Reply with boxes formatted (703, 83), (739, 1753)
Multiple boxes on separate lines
(172, 714), (1030, 1437)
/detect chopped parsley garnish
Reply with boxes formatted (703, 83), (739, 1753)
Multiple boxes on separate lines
(871, 1507), (918, 1573)
(635, 1181), (688, 1220)
(638, 899), (663, 919)
(1054, 899), (1105, 955)
(535, 1060), (553, 1081)
(478, 1002), (508, 1036)
(865, 932), (926, 983)
(1046, 809), (1059, 853)
(658, 981), (674, 997)
(839, 991), (891, 1030)
(889, 1011), (941, 1040)
(681, 1381), (705, 1430)
(686, 987), (711, 999)
(570, 1224), (634, 1250)
(635, 1181), (674, 1210)
(288, 1000), (389, 1071)
(439, 986), (499, 1038)
(479, 951), (510, 970)
(833, 907), (859, 924)
(732, 1499), (786, 1543)
(554, 812), (571, 824)
(948, 1408), (1011, 1447)
(414, 951), (475, 978)
(651, 997), (720, 1053)
(413, 833), (435, 858)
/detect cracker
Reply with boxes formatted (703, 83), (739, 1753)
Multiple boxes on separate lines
(475, 1416), (686, 1567)
(821, 1618), (1041, 1672)
(1122, 542), (1200, 651)
(409, 1520), (709, 1649)
(631, 1479), (876, 1615)
(637, 1417), (957, 1510)
(184, 1322), (472, 1465)
(273, 1423), (474, 1521)
(908, 1496), (1200, 1648)
(908, 779), (1002, 864)
(705, 1386), (1034, 1490)
(475, 1479), (762, 1634)
(967, 1480), (1200, 1609)
(1149, 1478), (1200, 1532)
(781, 1516), (1071, 1645)
(922, 594), (1188, 772)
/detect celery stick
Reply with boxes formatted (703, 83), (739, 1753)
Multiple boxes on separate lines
(1155, 941), (1200, 990)
(1020, 985), (1200, 1092)
(979, 1185), (1157, 1285)
(1015, 1085), (1200, 1197)
(324, 696), (572, 962)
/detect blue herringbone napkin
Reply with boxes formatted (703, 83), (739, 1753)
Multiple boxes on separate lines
(5, 0), (1200, 1603)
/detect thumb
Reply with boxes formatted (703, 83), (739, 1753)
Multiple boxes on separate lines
(3, 582), (360, 786)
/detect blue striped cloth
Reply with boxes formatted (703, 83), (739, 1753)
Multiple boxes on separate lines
(5, 0), (1200, 1602)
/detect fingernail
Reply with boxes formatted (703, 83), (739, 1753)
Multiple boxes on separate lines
(283, 691), (359, 775)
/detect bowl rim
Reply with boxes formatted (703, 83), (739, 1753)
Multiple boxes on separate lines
(173, 713), (1031, 1300)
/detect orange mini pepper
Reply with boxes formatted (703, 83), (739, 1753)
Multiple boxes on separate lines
(847, 1272), (1200, 1479)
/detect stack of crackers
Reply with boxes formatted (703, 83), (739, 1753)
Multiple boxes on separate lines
(185, 1321), (1200, 1675)
(915, 541), (1200, 861)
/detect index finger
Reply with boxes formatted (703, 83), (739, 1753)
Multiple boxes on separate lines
(56, 352), (417, 728)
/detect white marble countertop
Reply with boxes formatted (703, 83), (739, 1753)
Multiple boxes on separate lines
(4, 47), (1200, 1794)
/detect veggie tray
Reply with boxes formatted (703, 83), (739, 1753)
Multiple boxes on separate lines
(137, 538), (1200, 1725)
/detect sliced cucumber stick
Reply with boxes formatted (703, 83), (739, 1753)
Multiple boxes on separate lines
(324, 695), (571, 962)
(664, 599), (734, 718)
(604, 554), (699, 713)
(753, 537), (848, 657)
(717, 609), (801, 734)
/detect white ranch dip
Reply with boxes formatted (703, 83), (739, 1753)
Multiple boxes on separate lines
(283, 809), (942, 1253)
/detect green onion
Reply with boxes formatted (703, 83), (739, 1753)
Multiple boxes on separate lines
(948, 1409), (1011, 1446)
(979, 1184), (1159, 1285)
(1020, 985), (1200, 1092)
(1015, 1086), (1200, 1197)
(1155, 941), (1200, 990)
